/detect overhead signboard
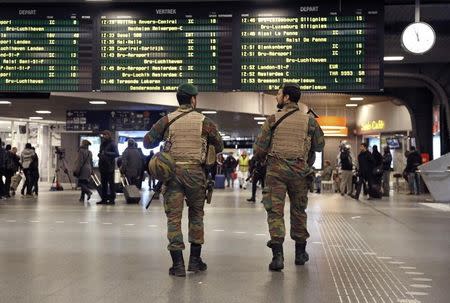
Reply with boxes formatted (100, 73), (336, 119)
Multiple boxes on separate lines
(0, 7), (93, 92)
(66, 110), (166, 131)
(0, 1), (383, 93)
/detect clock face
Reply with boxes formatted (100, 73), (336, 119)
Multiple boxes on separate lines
(401, 22), (436, 54)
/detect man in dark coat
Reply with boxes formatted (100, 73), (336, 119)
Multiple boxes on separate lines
(4, 145), (20, 197)
(120, 139), (145, 189)
(352, 143), (375, 200)
(382, 146), (392, 197)
(405, 146), (422, 195)
(97, 130), (119, 204)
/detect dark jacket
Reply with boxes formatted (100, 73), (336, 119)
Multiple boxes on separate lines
(75, 146), (93, 180)
(382, 152), (392, 171)
(340, 150), (353, 171)
(0, 147), (7, 172)
(405, 150), (422, 173)
(6, 152), (20, 174)
(358, 150), (374, 178)
(99, 139), (119, 173)
(223, 156), (237, 173)
(372, 150), (383, 168)
(120, 146), (145, 179)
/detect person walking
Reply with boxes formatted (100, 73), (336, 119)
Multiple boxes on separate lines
(237, 150), (250, 189)
(339, 144), (354, 196)
(4, 145), (20, 198)
(382, 146), (392, 197)
(405, 146), (422, 195)
(29, 147), (39, 196)
(74, 139), (93, 202)
(352, 143), (375, 200)
(371, 145), (383, 198)
(120, 139), (145, 189)
(97, 130), (119, 205)
(254, 83), (324, 271)
(223, 152), (237, 187)
(247, 158), (267, 202)
(20, 143), (35, 197)
(0, 139), (6, 199)
(144, 83), (223, 277)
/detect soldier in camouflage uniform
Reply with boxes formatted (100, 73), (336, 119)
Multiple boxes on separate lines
(254, 84), (324, 271)
(144, 83), (224, 277)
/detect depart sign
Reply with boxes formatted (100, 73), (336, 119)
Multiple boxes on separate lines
(0, 1), (383, 92)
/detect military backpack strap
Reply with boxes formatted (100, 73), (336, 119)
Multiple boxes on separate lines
(268, 108), (299, 148)
(163, 109), (195, 135)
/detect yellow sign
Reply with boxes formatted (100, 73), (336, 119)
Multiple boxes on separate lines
(361, 120), (385, 131)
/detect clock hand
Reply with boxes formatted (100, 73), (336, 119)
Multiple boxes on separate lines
(414, 30), (420, 42)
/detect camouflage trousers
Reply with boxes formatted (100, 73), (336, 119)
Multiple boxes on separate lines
(163, 165), (206, 251)
(262, 157), (310, 245)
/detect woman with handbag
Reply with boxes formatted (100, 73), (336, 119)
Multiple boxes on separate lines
(74, 140), (93, 202)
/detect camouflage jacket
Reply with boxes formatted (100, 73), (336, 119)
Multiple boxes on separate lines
(143, 104), (224, 155)
(253, 102), (325, 167)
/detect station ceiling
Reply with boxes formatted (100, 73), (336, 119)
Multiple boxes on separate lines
(0, 0), (448, 134)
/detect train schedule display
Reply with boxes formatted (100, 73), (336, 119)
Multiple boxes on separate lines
(0, 8), (93, 92)
(0, 2), (383, 93)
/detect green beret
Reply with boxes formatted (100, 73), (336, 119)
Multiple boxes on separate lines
(177, 83), (198, 96)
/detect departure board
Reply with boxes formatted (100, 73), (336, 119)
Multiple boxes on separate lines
(0, 9), (93, 92)
(240, 5), (383, 91)
(99, 8), (233, 92)
(0, 2), (383, 93)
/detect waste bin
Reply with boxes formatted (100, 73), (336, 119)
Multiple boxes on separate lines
(418, 153), (450, 202)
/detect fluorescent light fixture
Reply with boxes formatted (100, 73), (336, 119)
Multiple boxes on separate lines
(346, 103), (358, 107)
(321, 126), (347, 130)
(89, 101), (107, 105)
(324, 133), (347, 137)
(201, 110), (217, 114)
(323, 130), (342, 134)
(85, 0), (112, 2)
(29, 117), (43, 120)
(254, 117), (266, 121)
(350, 97), (364, 101)
(222, 136), (231, 140)
(257, 121), (265, 125)
(36, 110), (51, 114)
(0, 101), (11, 104)
(384, 56), (404, 61)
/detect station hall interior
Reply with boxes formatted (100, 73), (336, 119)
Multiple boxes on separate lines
(0, 0), (449, 303)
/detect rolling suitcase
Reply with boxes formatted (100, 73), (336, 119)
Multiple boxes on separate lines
(121, 177), (141, 204)
(90, 173), (103, 198)
(10, 173), (22, 191)
(214, 174), (225, 189)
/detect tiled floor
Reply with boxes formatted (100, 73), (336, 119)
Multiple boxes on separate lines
(0, 185), (448, 303)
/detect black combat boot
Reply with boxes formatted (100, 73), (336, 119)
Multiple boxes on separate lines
(187, 244), (207, 272)
(295, 242), (310, 265)
(169, 250), (186, 277)
(268, 242), (284, 271)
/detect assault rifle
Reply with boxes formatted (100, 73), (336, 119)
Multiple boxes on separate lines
(145, 180), (163, 209)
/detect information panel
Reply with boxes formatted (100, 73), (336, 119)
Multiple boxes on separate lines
(0, 2), (383, 93)
(240, 5), (382, 91)
(0, 9), (93, 92)
(99, 8), (233, 92)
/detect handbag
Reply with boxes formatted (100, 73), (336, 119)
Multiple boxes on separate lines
(73, 152), (89, 178)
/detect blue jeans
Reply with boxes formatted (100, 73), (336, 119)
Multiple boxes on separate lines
(408, 172), (420, 194)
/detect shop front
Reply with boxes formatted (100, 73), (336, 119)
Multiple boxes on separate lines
(356, 101), (412, 173)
